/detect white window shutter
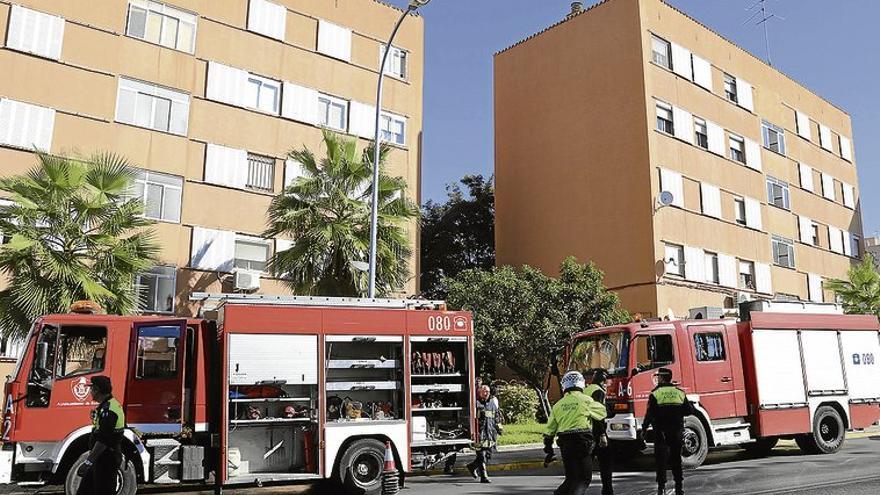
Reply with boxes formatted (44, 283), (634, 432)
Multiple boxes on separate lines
(744, 197), (762, 230)
(819, 125), (833, 151)
(707, 120), (725, 156)
(744, 138), (762, 171)
(755, 262), (772, 295)
(798, 216), (813, 244)
(843, 232), (854, 257)
(670, 42), (693, 81)
(821, 173), (835, 201)
(284, 159), (307, 188)
(191, 227), (236, 272)
(349, 101), (377, 139)
(691, 55), (712, 90)
(839, 136), (853, 162)
(736, 79), (754, 111)
(842, 183), (855, 209)
(700, 183), (721, 219)
(7, 5), (65, 61)
(207, 62), (248, 107)
(317, 20), (352, 62)
(796, 111), (812, 140)
(718, 254), (738, 288)
(659, 168), (684, 208)
(205, 144), (248, 189)
(672, 106), (693, 144)
(684, 246), (706, 282)
(828, 226), (843, 254)
(248, 0), (287, 41)
(275, 238), (294, 254)
(281, 82), (319, 125)
(807, 274), (824, 303)
(0, 98), (55, 151)
(799, 163), (814, 192)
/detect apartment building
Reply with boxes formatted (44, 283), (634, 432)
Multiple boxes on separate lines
(0, 0), (424, 325)
(495, 0), (863, 318)
(867, 237), (880, 269)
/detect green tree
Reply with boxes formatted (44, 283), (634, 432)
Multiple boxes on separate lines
(0, 152), (159, 338)
(445, 257), (628, 418)
(265, 130), (418, 297)
(420, 175), (494, 299)
(825, 254), (880, 317)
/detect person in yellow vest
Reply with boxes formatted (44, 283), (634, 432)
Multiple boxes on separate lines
(641, 368), (696, 495)
(584, 368), (614, 495)
(544, 370), (608, 495)
(76, 375), (126, 495)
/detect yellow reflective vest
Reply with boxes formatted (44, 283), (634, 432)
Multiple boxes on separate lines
(545, 390), (607, 437)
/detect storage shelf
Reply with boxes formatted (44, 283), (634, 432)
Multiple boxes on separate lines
(410, 373), (462, 378)
(229, 397), (311, 403)
(326, 381), (399, 391)
(411, 439), (472, 447)
(411, 407), (463, 413)
(230, 418), (312, 426)
(411, 384), (463, 394)
(327, 359), (398, 369)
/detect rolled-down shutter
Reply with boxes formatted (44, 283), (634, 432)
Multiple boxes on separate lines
(828, 226), (843, 254)
(0, 98), (55, 151)
(191, 227), (236, 272)
(839, 136), (853, 162)
(744, 197), (762, 230)
(284, 159), (307, 189)
(349, 101), (377, 139)
(798, 216), (813, 244)
(659, 168), (684, 207)
(247, 0), (287, 41)
(842, 183), (855, 209)
(819, 125), (833, 151)
(7, 5), (66, 61)
(707, 120), (725, 155)
(718, 254), (738, 288)
(671, 42), (693, 81)
(317, 20), (352, 62)
(736, 78), (754, 111)
(744, 138), (762, 171)
(700, 183), (721, 219)
(672, 106), (693, 144)
(206, 62), (248, 107)
(755, 262), (772, 295)
(692, 55), (712, 90)
(205, 144), (248, 189)
(796, 111), (812, 140)
(821, 173), (835, 201)
(281, 82), (319, 125)
(843, 232), (854, 257)
(799, 163), (814, 192)
(684, 246), (705, 282)
(807, 274), (824, 303)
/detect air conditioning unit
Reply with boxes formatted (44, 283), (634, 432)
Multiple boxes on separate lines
(737, 292), (752, 304)
(689, 306), (724, 320)
(233, 269), (261, 291)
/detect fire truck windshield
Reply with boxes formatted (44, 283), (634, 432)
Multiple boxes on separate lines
(568, 331), (631, 377)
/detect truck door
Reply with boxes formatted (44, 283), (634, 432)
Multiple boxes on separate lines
(687, 324), (736, 419)
(630, 331), (679, 418)
(125, 320), (187, 433)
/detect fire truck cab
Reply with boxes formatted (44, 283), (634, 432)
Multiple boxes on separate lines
(0, 295), (476, 495)
(565, 301), (880, 467)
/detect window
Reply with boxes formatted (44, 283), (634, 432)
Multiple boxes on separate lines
(27, 325), (58, 407)
(766, 176), (791, 210)
(116, 78), (190, 135)
(56, 326), (107, 379)
(234, 237), (270, 272)
(633, 334), (674, 373)
(381, 44), (408, 79)
(729, 134), (745, 163)
(694, 118), (708, 149)
(664, 243), (685, 277)
(851, 235), (861, 258)
(762, 121), (786, 155)
(704, 252), (720, 284)
(380, 113), (406, 146)
(568, 331), (631, 377)
(651, 35), (672, 69)
(126, 1), (197, 53)
(135, 325), (180, 379)
(656, 103), (674, 134)
(246, 153), (275, 192)
(694, 333), (726, 362)
(244, 75), (280, 114)
(772, 235), (796, 269)
(724, 73), (738, 103)
(734, 197), (747, 225)
(318, 94), (348, 131)
(136, 266), (176, 313)
(129, 170), (183, 222)
(739, 260), (755, 290)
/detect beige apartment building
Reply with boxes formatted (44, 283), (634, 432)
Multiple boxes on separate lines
(495, 0), (863, 318)
(0, 0), (423, 334)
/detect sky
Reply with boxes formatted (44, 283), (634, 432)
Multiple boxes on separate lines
(383, 0), (879, 236)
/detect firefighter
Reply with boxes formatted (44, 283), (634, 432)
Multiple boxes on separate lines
(584, 368), (614, 495)
(544, 371), (608, 495)
(76, 375), (126, 495)
(467, 384), (501, 483)
(642, 367), (696, 495)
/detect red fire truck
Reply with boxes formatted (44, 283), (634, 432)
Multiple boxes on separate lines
(565, 300), (880, 467)
(0, 295), (476, 495)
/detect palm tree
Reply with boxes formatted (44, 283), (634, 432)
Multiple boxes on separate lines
(265, 130), (418, 297)
(825, 254), (880, 317)
(0, 152), (159, 338)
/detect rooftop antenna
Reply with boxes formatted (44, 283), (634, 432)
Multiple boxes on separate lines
(743, 0), (785, 66)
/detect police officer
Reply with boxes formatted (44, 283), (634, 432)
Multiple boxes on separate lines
(76, 375), (125, 495)
(584, 369), (614, 495)
(642, 368), (695, 495)
(544, 371), (607, 495)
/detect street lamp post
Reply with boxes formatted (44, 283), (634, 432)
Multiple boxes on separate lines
(367, 0), (431, 298)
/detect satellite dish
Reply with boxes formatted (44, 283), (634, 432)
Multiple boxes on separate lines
(658, 191), (675, 207)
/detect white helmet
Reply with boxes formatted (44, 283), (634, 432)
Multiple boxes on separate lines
(561, 371), (586, 392)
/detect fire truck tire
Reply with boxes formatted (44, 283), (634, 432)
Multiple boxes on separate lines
(680, 416), (709, 469)
(64, 452), (137, 495)
(336, 438), (387, 495)
(742, 437), (778, 456)
(796, 406), (845, 455)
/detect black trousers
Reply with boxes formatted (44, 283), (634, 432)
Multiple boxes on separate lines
(594, 444), (614, 494)
(555, 433), (594, 495)
(77, 451), (120, 495)
(654, 428), (683, 485)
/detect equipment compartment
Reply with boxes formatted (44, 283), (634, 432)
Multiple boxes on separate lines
(325, 336), (404, 422)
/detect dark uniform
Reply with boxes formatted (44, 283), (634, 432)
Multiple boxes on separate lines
(79, 395), (126, 494)
(467, 396), (501, 482)
(642, 369), (695, 495)
(544, 386), (607, 495)
(584, 371), (614, 495)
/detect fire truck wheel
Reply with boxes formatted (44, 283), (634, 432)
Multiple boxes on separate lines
(680, 416), (708, 469)
(336, 439), (387, 495)
(796, 406), (845, 455)
(64, 452), (137, 495)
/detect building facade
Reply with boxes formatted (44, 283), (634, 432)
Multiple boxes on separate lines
(0, 0), (424, 332)
(866, 237), (880, 269)
(495, 0), (863, 318)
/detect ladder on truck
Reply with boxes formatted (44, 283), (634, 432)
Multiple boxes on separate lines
(189, 292), (447, 314)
